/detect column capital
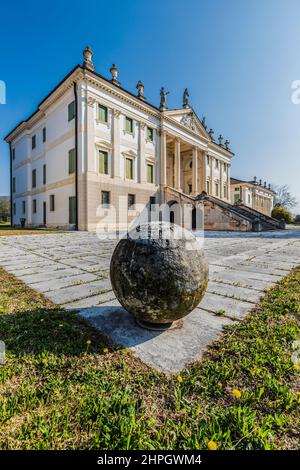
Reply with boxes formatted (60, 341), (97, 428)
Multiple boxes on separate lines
(87, 96), (96, 107)
(112, 109), (121, 118)
(158, 127), (167, 137)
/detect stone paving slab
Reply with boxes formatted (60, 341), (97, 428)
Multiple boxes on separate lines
(0, 229), (300, 372)
(81, 301), (235, 373)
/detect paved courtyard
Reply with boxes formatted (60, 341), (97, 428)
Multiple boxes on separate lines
(1, 229), (300, 372)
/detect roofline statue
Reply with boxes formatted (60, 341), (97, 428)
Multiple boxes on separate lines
(160, 87), (169, 111)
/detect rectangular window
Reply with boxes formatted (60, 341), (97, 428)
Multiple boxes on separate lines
(22, 200), (26, 214)
(215, 159), (219, 169)
(13, 203), (16, 215)
(98, 104), (108, 123)
(188, 184), (192, 194)
(215, 182), (219, 197)
(68, 149), (76, 174)
(223, 162), (227, 173)
(99, 150), (109, 175)
(43, 127), (46, 143)
(248, 194), (251, 204)
(13, 177), (16, 193)
(147, 164), (154, 183)
(206, 180), (209, 193)
(68, 101), (76, 121)
(50, 195), (55, 211)
(32, 135), (36, 149)
(126, 158), (133, 179)
(206, 155), (210, 165)
(125, 117), (133, 133)
(149, 196), (156, 210)
(69, 196), (76, 224)
(234, 193), (240, 203)
(32, 169), (36, 188)
(43, 164), (46, 185)
(101, 191), (110, 208)
(33, 199), (37, 214)
(12, 148), (15, 160)
(128, 194), (136, 210)
(223, 185), (227, 198)
(147, 127), (154, 142)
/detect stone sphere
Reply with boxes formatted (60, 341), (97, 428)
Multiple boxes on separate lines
(110, 222), (208, 325)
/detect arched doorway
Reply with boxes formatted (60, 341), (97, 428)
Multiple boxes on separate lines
(167, 200), (181, 225)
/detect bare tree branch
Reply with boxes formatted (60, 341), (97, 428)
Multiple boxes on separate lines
(271, 184), (298, 209)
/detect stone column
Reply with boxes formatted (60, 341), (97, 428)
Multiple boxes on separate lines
(210, 155), (213, 196)
(202, 152), (207, 193)
(226, 163), (230, 200)
(139, 122), (146, 183)
(160, 130), (167, 187)
(112, 109), (121, 178)
(192, 147), (198, 194)
(174, 138), (181, 191)
(220, 160), (223, 199)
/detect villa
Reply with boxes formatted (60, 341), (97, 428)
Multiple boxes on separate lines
(4, 47), (281, 232)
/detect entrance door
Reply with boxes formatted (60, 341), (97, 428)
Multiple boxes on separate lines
(43, 202), (46, 226)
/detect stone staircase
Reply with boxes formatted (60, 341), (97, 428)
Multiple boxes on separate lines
(232, 203), (284, 231)
(163, 187), (284, 232)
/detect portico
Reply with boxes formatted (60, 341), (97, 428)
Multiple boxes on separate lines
(161, 133), (207, 197)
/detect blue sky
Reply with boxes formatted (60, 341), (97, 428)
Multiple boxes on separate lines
(1, 0), (300, 212)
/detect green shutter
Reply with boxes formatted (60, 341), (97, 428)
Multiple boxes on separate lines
(147, 164), (153, 183)
(69, 149), (75, 174)
(69, 196), (76, 224)
(126, 158), (133, 179)
(125, 117), (133, 133)
(99, 151), (108, 174)
(98, 105), (108, 122)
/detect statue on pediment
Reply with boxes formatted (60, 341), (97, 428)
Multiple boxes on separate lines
(160, 87), (169, 111)
(183, 88), (190, 108)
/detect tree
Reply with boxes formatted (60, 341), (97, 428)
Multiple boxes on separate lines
(294, 214), (300, 224)
(272, 185), (297, 209)
(271, 205), (293, 224)
(0, 201), (10, 220)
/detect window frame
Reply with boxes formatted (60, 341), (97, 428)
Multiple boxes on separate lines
(125, 157), (134, 180)
(50, 194), (55, 212)
(101, 191), (110, 208)
(128, 193), (136, 210)
(125, 116), (133, 134)
(32, 169), (36, 189)
(68, 148), (76, 174)
(32, 199), (37, 214)
(215, 182), (219, 197)
(43, 127), (46, 143)
(97, 104), (108, 123)
(147, 163), (154, 184)
(147, 127), (154, 142)
(12, 177), (16, 193)
(32, 135), (36, 150)
(68, 101), (76, 122)
(98, 150), (109, 175)
(22, 200), (26, 214)
(43, 164), (46, 185)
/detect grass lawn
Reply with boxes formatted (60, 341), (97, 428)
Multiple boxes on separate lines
(0, 267), (299, 450)
(0, 225), (63, 236)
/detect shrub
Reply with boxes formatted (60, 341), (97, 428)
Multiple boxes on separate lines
(271, 205), (293, 224)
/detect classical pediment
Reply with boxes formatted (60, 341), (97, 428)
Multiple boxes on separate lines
(163, 108), (209, 139)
